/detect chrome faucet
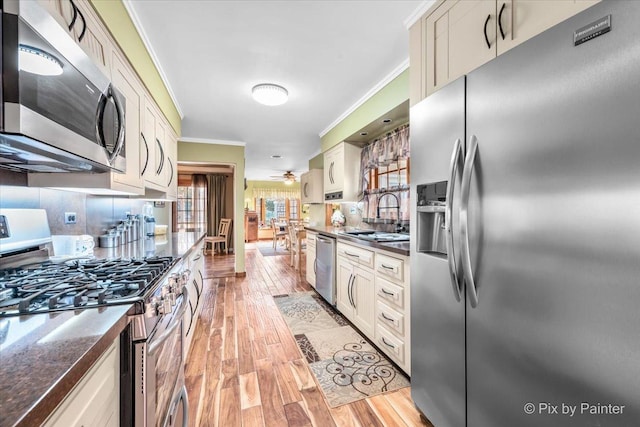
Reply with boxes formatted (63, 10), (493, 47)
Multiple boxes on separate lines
(376, 192), (402, 231)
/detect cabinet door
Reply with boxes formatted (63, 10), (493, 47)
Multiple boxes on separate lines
(306, 246), (316, 288)
(111, 52), (143, 191)
(73, 0), (111, 78)
(164, 127), (178, 199)
(301, 172), (311, 203)
(323, 144), (343, 194)
(336, 257), (355, 320)
(155, 118), (167, 188)
(496, 0), (601, 55)
(141, 98), (158, 185)
(353, 266), (375, 337)
(426, 0), (496, 96)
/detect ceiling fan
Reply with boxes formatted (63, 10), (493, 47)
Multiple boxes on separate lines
(269, 171), (297, 185)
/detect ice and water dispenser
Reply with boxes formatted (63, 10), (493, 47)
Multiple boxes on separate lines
(416, 181), (448, 256)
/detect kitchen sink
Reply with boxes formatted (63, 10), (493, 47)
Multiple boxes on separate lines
(356, 232), (410, 242)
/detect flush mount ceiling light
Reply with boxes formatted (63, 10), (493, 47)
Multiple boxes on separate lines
(19, 45), (63, 76)
(252, 83), (288, 106)
(270, 155), (282, 159)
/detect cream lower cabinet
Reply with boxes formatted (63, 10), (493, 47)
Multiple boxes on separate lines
(336, 243), (375, 338)
(335, 240), (411, 373)
(306, 231), (317, 288)
(413, 0), (600, 102)
(184, 240), (205, 355)
(374, 252), (411, 374)
(44, 338), (120, 427)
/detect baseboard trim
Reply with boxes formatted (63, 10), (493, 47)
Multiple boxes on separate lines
(235, 272), (247, 277)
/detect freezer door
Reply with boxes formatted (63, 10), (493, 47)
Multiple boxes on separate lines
(410, 77), (466, 427)
(465, 2), (640, 426)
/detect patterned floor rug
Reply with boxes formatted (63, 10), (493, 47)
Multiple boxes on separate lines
(257, 243), (289, 256)
(273, 292), (410, 407)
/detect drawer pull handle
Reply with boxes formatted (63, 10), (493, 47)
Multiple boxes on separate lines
(381, 312), (395, 322)
(344, 251), (360, 258)
(381, 264), (395, 270)
(380, 288), (395, 297)
(381, 337), (396, 349)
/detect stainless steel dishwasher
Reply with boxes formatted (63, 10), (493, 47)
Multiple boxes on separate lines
(315, 234), (336, 305)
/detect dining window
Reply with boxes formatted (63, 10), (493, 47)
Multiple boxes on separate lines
(255, 198), (301, 226)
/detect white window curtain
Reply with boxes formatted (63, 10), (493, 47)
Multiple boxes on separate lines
(252, 187), (300, 200)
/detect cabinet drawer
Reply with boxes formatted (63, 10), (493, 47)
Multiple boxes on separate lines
(306, 232), (317, 248)
(337, 242), (374, 269)
(376, 300), (405, 336)
(375, 277), (404, 310)
(375, 253), (403, 283)
(376, 326), (405, 366)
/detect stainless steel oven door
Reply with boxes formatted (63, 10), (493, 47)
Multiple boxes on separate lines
(135, 289), (189, 427)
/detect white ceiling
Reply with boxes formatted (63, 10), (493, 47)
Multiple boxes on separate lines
(126, 0), (424, 181)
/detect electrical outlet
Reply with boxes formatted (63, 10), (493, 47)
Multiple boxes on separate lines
(64, 212), (77, 224)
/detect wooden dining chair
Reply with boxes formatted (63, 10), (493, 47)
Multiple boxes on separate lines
(287, 224), (306, 272)
(204, 218), (232, 254)
(271, 218), (287, 249)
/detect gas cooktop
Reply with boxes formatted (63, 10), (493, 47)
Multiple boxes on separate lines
(0, 256), (176, 317)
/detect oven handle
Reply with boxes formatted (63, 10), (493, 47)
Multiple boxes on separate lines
(162, 385), (189, 427)
(148, 288), (188, 354)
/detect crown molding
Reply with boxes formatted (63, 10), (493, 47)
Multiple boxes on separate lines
(319, 58), (409, 138)
(122, 0), (184, 119)
(180, 137), (247, 147)
(404, 0), (438, 29)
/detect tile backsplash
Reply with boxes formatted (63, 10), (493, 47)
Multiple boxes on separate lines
(0, 185), (146, 237)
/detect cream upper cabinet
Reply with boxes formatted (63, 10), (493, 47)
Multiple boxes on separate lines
(164, 127), (178, 200)
(301, 169), (324, 204)
(426, 0), (496, 96)
(38, 0), (111, 78)
(111, 51), (143, 192)
(142, 98), (162, 187)
(323, 142), (362, 202)
(414, 0), (601, 101)
(496, 0), (601, 55)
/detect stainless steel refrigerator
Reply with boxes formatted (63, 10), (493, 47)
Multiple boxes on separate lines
(410, 2), (640, 426)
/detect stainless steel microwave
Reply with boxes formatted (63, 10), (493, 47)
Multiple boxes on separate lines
(0, 0), (125, 173)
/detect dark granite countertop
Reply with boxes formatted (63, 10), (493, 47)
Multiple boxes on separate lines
(304, 226), (410, 257)
(92, 230), (206, 260)
(0, 231), (206, 427)
(0, 305), (131, 427)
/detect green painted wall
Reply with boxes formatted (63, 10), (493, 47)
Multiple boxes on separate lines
(178, 142), (246, 273)
(308, 153), (324, 170)
(90, 0), (181, 135)
(320, 69), (409, 153)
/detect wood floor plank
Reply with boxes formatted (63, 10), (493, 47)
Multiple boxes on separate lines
(241, 406), (265, 427)
(349, 399), (385, 427)
(289, 359), (316, 391)
(255, 358), (288, 426)
(299, 386), (337, 427)
(367, 394), (410, 427)
(218, 385), (242, 427)
(274, 362), (302, 405)
(223, 314), (236, 360)
(252, 337), (269, 361)
(239, 372), (261, 410)
(384, 388), (432, 427)
(221, 358), (239, 389)
(185, 374), (203, 427)
(284, 402), (313, 427)
(329, 404), (360, 427)
(237, 327), (254, 375)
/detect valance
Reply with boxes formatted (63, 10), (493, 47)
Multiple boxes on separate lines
(252, 187), (300, 200)
(360, 124), (410, 194)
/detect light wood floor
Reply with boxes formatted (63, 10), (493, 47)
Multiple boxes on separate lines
(186, 242), (432, 427)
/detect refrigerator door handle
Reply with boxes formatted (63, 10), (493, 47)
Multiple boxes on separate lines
(446, 138), (464, 302)
(461, 135), (479, 308)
